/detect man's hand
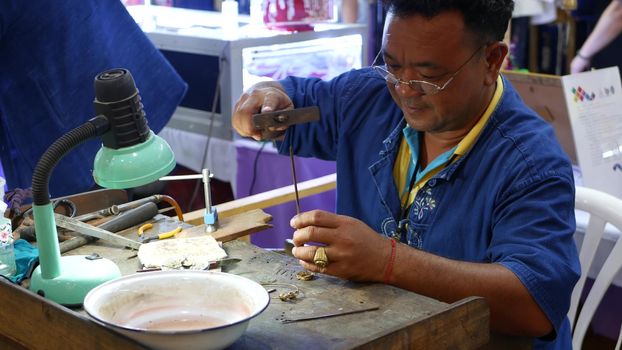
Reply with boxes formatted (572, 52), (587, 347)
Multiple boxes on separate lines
(232, 81), (294, 140)
(290, 211), (553, 337)
(290, 210), (392, 282)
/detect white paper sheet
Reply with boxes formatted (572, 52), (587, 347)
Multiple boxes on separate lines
(562, 67), (622, 199)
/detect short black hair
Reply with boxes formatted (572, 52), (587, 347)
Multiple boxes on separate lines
(383, 0), (514, 44)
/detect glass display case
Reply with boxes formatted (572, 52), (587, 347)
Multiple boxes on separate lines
(126, 5), (366, 185)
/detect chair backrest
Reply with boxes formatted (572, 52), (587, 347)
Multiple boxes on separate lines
(570, 186), (622, 349)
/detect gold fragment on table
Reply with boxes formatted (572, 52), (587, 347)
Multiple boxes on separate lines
(296, 271), (315, 281)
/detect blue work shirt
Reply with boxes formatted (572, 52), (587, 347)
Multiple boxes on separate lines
(277, 68), (580, 349)
(0, 0), (187, 197)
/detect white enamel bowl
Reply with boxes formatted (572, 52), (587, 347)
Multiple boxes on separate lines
(83, 271), (269, 350)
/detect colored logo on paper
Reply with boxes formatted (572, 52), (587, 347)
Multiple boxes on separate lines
(570, 86), (596, 103)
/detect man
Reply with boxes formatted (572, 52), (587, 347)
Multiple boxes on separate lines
(233, 1), (579, 348)
(0, 0), (187, 198)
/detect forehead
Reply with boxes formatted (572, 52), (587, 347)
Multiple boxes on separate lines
(382, 11), (471, 60)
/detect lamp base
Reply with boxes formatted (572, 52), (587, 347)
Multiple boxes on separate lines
(29, 255), (121, 306)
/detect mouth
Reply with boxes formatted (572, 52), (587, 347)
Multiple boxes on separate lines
(402, 103), (428, 115)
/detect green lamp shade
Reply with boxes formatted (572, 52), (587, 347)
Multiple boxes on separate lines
(93, 131), (175, 189)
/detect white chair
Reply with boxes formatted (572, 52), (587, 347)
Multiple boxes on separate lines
(569, 186), (622, 349)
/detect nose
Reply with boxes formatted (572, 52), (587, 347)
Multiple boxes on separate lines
(394, 80), (424, 98)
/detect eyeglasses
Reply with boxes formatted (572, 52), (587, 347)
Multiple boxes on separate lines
(371, 45), (485, 96)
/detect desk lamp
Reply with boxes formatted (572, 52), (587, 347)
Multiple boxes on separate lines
(29, 69), (176, 305)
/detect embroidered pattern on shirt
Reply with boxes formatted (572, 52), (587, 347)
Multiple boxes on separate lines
(411, 187), (436, 220)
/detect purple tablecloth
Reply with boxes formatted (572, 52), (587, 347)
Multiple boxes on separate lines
(236, 142), (336, 249)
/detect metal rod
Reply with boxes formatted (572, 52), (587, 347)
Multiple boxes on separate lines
(289, 146), (301, 215)
(159, 174), (203, 181)
(281, 305), (380, 324)
(202, 169), (217, 233)
(203, 169), (213, 215)
(73, 195), (162, 222)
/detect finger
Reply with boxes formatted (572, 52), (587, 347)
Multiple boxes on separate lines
(292, 225), (334, 247)
(267, 126), (288, 131)
(291, 245), (317, 262)
(298, 259), (328, 275)
(290, 210), (342, 229)
(295, 245), (331, 275)
(262, 90), (292, 112)
(233, 94), (264, 140)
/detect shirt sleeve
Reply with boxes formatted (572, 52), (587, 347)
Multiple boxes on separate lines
(491, 170), (580, 338)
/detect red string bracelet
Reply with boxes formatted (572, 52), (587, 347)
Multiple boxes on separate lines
(383, 238), (397, 284)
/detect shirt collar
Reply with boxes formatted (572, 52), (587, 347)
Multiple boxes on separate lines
(454, 75), (504, 156)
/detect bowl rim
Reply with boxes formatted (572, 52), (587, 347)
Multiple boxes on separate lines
(83, 270), (270, 335)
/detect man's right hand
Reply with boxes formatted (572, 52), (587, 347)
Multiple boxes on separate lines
(232, 81), (294, 140)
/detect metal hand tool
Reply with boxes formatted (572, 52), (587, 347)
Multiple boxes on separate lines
(281, 305), (380, 324)
(204, 257), (242, 271)
(159, 169), (218, 233)
(59, 202), (159, 253)
(73, 194), (184, 222)
(289, 145), (301, 215)
(54, 213), (142, 250)
(252, 106), (320, 140)
(137, 222), (182, 243)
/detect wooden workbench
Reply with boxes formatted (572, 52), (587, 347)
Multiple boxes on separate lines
(0, 179), (531, 349)
(1, 234), (491, 350)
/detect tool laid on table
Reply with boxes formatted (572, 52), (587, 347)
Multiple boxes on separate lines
(160, 169), (218, 233)
(73, 194), (184, 223)
(252, 106), (320, 140)
(59, 201), (159, 253)
(205, 257), (242, 271)
(54, 213), (142, 250)
(280, 304), (380, 324)
(138, 221), (182, 243)
(18, 195), (182, 244)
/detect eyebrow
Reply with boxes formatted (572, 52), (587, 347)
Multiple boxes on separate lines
(382, 50), (440, 69)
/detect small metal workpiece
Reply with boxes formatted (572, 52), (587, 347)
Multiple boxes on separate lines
(160, 169), (218, 233)
(261, 282), (301, 302)
(279, 290), (299, 302)
(296, 271), (315, 281)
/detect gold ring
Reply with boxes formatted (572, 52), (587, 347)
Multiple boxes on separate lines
(313, 247), (329, 268)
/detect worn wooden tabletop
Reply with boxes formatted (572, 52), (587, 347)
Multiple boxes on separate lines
(1, 216), (493, 349)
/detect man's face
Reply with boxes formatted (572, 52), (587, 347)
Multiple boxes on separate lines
(381, 11), (496, 134)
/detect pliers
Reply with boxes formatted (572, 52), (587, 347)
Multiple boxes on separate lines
(138, 222), (182, 243)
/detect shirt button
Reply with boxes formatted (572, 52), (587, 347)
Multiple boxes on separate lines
(428, 179), (437, 187)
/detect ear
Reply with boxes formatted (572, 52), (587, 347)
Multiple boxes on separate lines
(483, 42), (508, 85)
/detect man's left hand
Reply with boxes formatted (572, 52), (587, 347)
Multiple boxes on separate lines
(290, 210), (392, 282)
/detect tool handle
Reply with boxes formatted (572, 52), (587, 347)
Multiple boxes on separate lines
(252, 106), (320, 140)
(99, 202), (159, 232)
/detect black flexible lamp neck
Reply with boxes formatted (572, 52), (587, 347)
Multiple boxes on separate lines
(31, 116), (109, 206)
